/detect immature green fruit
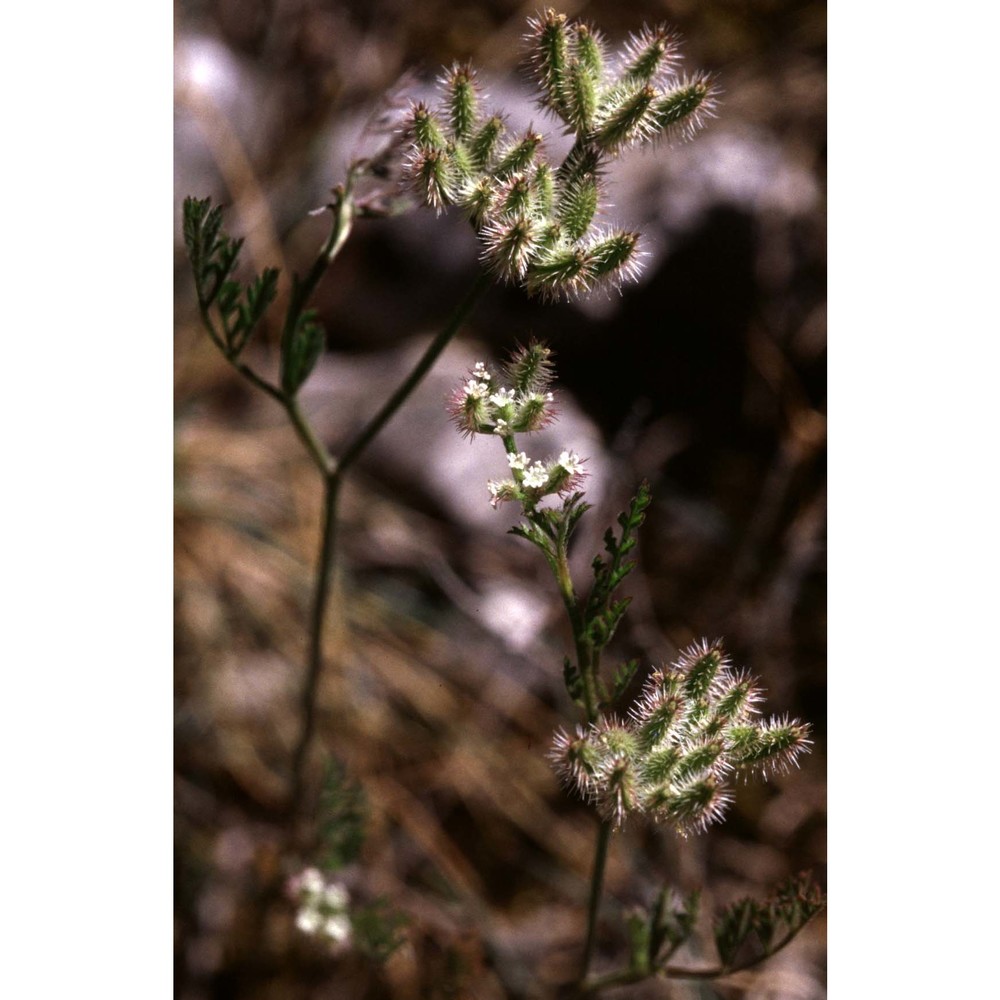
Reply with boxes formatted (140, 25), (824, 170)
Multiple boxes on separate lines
(404, 10), (718, 301)
(549, 640), (813, 835)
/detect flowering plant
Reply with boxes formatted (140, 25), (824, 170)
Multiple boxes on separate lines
(181, 7), (821, 993)
(450, 342), (820, 989)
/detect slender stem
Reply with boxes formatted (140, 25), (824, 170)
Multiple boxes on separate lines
(288, 472), (341, 815)
(234, 361), (284, 404)
(282, 186), (356, 348)
(284, 270), (489, 815)
(285, 396), (335, 476)
(581, 819), (613, 979)
(335, 271), (492, 475)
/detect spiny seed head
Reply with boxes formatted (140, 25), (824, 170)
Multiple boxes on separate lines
(632, 689), (686, 750)
(564, 55), (600, 133)
(470, 114), (506, 171)
(500, 174), (534, 217)
(582, 230), (643, 290)
(533, 162), (555, 215)
(404, 14), (718, 303)
(619, 24), (682, 86)
(409, 147), (453, 211)
(408, 101), (447, 150)
(593, 717), (638, 759)
(550, 725), (602, 794)
(673, 739), (726, 783)
(730, 717), (813, 780)
(504, 340), (556, 394)
(494, 131), (544, 179)
(712, 670), (764, 725)
(675, 639), (730, 701)
(441, 61), (479, 141)
(649, 74), (719, 144)
(546, 641), (813, 836)
(640, 745), (681, 785)
(557, 174), (600, 241)
(524, 244), (590, 301)
(527, 8), (571, 117)
(481, 214), (541, 279)
(593, 84), (658, 153)
(572, 22), (606, 83)
(663, 775), (734, 836)
(598, 755), (638, 828)
(461, 176), (496, 229)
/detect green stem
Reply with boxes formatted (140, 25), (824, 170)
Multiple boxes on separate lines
(551, 538), (599, 722)
(284, 270), (490, 815)
(282, 186), (356, 349)
(285, 396), (335, 476)
(581, 819), (613, 980)
(288, 471), (341, 815)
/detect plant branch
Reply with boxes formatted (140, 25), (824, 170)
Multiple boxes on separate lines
(284, 269), (489, 817)
(580, 921), (819, 993)
(288, 472), (342, 815)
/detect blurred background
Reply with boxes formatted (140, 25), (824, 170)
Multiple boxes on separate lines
(174, 1), (826, 996)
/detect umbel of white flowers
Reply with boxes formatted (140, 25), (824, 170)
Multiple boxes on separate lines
(448, 342), (586, 509)
(288, 868), (352, 949)
(403, 8), (717, 300)
(550, 641), (813, 835)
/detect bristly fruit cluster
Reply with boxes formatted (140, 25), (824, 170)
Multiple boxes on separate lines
(403, 8), (717, 300)
(448, 342), (586, 509)
(550, 640), (812, 835)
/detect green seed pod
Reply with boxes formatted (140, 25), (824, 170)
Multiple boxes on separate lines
(557, 175), (599, 241)
(532, 162), (555, 216)
(528, 8), (570, 118)
(524, 245), (588, 300)
(409, 102), (447, 150)
(593, 84), (657, 152)
(470, 114), (505, 171)
(493, 131), (543, 179)
(582, 230), (641, 288)
(650, 75), (717, 143)
(443, 62), (478, 141)
(619, 25), (680, 86)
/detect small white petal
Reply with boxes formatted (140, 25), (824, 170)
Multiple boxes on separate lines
(323, 915), (352, 943)
(296, 908), (323, 934)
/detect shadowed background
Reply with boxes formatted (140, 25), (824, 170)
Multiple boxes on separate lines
(174, 1), (826, 996)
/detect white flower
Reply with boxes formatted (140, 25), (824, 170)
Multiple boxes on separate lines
(298, 867), (324, 897)
(472, 361), (491, 380)
(558, 450), (583, 475)
(507, 451), (529, 471)
(523, 462), (549, 488)
(323, 914), (352, 943)
(296, 907), (323, 934)
(323, 883), (350, 910)
(489, 387), (517, 407)
(464, 378), (489, 399)
(493, 418), (509, 434)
